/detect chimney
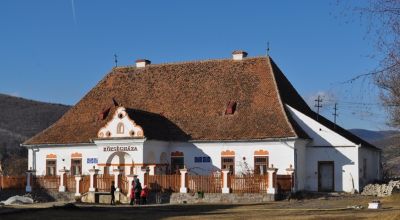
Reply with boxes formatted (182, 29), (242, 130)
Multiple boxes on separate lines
(136, 59), (151, 68)
(232, 50), (248, 61)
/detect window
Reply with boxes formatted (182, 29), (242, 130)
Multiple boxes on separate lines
(171, 156), (184, 174)
(71, 159), (82, 175)
(46, 160), (57, 176)
(221, 157), (235, 174)
(117, 122), (124, 134)
(254, 156), (268, 175)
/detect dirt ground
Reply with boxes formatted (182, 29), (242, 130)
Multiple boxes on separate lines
(1, 194), (400, 220)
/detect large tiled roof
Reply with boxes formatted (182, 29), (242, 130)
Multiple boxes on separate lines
(24, 56), (313, 145)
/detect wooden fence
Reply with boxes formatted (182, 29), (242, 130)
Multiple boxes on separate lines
(230, 174), (268, 193)
(0, 175), (26, 190)
(276, 175), (292, 192)
(32, 175), (59, 191)
(145, 174), (180, 192)
(187, 174), (222, 193)
(80, 175), (90, 193)
(65, 175), (76, 192)
(119, 175), (129, 195)
(96, 174), (114, 192)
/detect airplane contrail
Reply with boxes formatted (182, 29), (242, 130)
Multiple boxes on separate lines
(71, 0), (77, 24)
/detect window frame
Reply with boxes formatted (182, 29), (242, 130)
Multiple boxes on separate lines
(70, 158), (82, 175)
(221, 156), (235, 174)
(254, 156), (269, 175)
(46, 159), (57, 176)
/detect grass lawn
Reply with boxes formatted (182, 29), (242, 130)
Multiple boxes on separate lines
(1, 194), (400, 220)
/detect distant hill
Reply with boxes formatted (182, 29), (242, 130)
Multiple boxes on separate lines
(349, 129), (400, 177)
(0, 94), (70, 174)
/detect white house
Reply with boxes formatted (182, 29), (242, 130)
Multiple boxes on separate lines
(22, 51), (381, 193)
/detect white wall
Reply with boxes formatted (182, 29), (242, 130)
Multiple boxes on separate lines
(359, 147), (381, 189)
(304, 146), (359, 192)
(294, 140), (307, 191)
(286, 105), (355, 147)
(168, 140), (296, 175)
(28, 144), (98, 176)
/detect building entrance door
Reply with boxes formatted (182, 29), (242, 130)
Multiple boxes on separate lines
(318, 161), (334, 192)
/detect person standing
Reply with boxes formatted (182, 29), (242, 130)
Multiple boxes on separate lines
(134, 178), (142, 205)
(130, 180), (135, 205)
(140, 185), (149, 205)
(110, 181), (116, 205)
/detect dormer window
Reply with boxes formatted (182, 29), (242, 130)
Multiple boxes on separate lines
(225, 101), (237, 115)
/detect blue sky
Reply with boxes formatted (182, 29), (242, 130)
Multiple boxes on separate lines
(0, 0), (388, 130)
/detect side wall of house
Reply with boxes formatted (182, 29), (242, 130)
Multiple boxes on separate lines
(305, 146), (359, 192)
(358, 147), (381, 190)
(287, 105), (362, 192)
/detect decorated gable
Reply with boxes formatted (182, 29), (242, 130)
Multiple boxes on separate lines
(97, 106), (144, 138)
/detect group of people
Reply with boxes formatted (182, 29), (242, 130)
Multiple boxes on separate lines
(110, 178), (149, 205)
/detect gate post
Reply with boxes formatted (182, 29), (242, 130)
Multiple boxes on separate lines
(25, 170), (34, 192)
(179, 168), (188, 193)
(222, 169), (230, 194)
(148, 165), (156, 176)
(286, 165), (295, 192)
(267, 167), (278, 194)
(113, 168), (122, 192)
(74, 175), (82, 196)
(58, 167), (68, 192)
(89, 166), (99, 192)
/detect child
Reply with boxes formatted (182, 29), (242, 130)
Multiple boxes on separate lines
(140, 185), (149, 205)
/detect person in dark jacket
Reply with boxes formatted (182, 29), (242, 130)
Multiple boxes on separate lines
(134, 178), (142, 205)
(140, 185), (149, 205)
(110, 181), (116, 205)
(129, 180), (135, 205)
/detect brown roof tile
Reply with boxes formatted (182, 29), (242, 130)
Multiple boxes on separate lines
(24, 56), (308, 145)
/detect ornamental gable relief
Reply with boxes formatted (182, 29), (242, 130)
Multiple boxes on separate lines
(97, 107), (144, 139)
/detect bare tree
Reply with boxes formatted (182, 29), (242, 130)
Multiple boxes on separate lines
(358, 0), (400, 127)
(337, 1), (400, 126)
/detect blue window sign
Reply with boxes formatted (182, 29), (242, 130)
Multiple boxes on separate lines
(194, 157), (202, 163)
(202, 157), (211, 163)
(87, 158), (98, 164)
(194, 156), (211, 163)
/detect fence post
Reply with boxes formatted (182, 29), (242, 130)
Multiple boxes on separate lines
(285, 165), (295, 192)
(179, 168), (188, 193)
(25, 170), (34, 192)
(74, 175), (82, 196)
(137, 167), (149, 186)
(222, 169), (230, 193)
(267, 167), (278, 194)
(89, 166), (99, 192)
(148, 165), (156, 175)
(58, 167), (68, 192)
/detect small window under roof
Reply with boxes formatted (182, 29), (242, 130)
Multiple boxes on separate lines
(225, 101), (237, 115)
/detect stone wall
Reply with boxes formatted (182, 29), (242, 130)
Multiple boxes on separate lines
(170, 193), (276, 204)
(361, 181), (400, 197)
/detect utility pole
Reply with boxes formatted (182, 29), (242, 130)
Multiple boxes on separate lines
(114, 54), (118, 67)
(333, 103), (338, 129)
(314, 95), (323, 120)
